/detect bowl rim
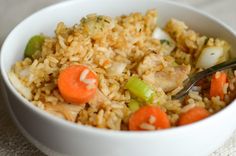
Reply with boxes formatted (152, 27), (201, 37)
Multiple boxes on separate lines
(1, 0), (236, 137)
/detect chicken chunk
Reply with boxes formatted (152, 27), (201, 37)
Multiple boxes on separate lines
(143, 65), (191, 92)
(137, 53), (164, 75)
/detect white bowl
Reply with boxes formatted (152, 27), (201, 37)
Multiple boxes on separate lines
(1, 0), (236, 156)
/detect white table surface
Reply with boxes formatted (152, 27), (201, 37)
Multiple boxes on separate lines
(0, 0), (236, 155)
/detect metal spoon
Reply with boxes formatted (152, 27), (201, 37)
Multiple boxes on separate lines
(172, 58), (236, 99)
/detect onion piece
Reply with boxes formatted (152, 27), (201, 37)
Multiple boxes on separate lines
(152, 27), (174, 43)
(8, 71), (32, 100)
(196, 46), (224, 69)
(107, 62), (126, 75)
(152, 27), (175, 55)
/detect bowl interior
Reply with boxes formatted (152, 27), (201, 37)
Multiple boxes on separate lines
(1, 0), (236, 132)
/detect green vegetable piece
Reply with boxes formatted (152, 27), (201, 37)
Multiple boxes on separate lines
(160, 39), (170, 45)
(172, 61), (179, 67)
(128, 100), (140, 112)
(125, 76), (155, 102)
(24, 35), (45, 58)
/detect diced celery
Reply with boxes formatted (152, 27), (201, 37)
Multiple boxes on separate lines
(128, 100), (140, 112)
(24, 35), (45, 59)
(125, 76), (155, 102)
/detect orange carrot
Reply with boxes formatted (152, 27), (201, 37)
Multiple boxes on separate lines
(58, 65), (98, 104)
(129, 105), (170, 131)
(210, 72), (227, 100)
(103, 60), (110, 66)
(177, 107), (210, 126)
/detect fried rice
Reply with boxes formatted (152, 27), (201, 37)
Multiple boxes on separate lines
(9, 9), (236, 131)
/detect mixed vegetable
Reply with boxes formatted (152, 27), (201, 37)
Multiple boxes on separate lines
(125, 76), (155, 103)
(177, 107), (210, 126)
(24, 35), (45, 59)
(58, 65), (98, 104)
(129, 106), (170, 130)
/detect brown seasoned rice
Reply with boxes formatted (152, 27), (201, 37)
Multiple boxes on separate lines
(8, 9), (236, 131)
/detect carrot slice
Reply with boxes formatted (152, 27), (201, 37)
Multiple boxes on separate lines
(210, 72), (227, 100)
(58, 65), (98, 104)
(177, 107), (210, 126)
(129, 105), (170, 131)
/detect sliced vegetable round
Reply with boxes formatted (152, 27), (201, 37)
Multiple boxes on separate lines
(177, 107), (210, 126)
(24, 35), (45, 59)
(129, 105), (170, 130)
(58, 65), (98, 104)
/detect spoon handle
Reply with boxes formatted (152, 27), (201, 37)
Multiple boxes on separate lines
(194, 58), (236, 81)
(172, 58), (236, 99)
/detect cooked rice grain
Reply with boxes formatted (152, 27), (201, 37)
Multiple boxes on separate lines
(9, 9), (235, 131)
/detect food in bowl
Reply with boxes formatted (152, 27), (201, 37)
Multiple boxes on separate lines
(8, 9), (236, 131)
